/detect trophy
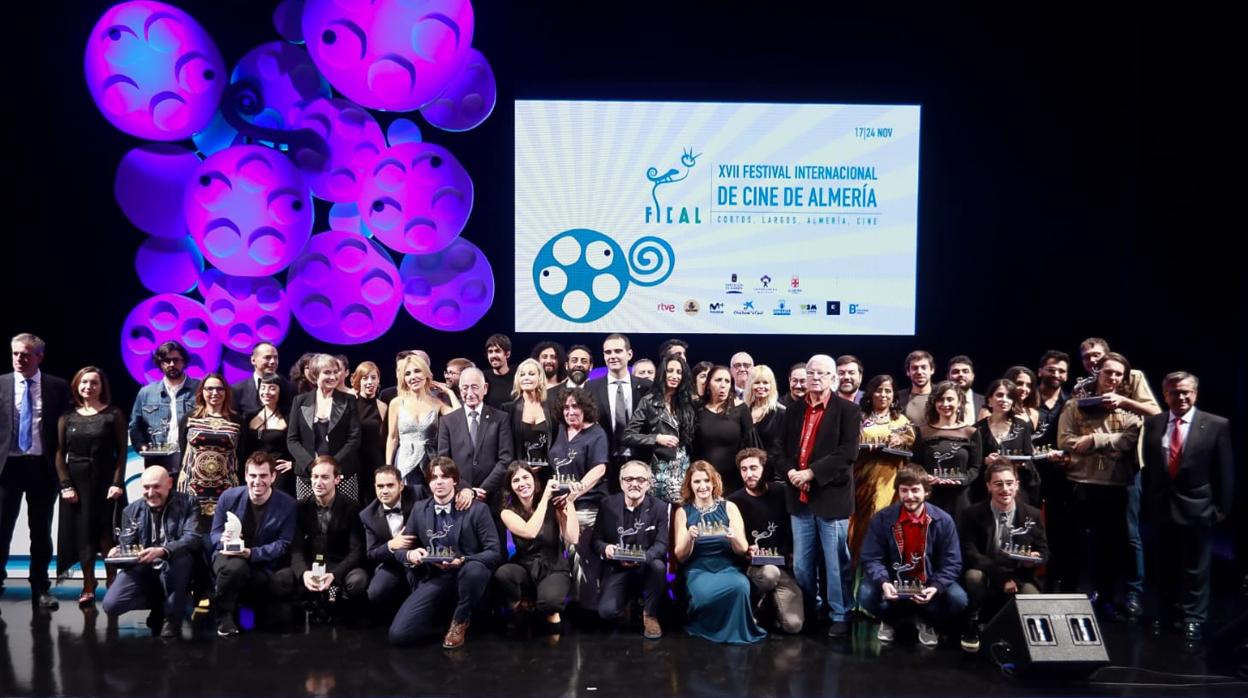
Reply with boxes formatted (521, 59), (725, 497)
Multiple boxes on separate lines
(524, 433), (549, 469)
(1030, 444), (1057, 460)
(1075, 395), (1107, 410)
(930, 449), (969, 485)
(612, 523), (654, 563)
(694, 520), (729, 539)
(891, 553), (925, 599)
(1001, 517), (1046, 564)
(139, 418), (177, 456)
(423, 521), (458, 564)
(311, 553), (327, 584)
(549, 453), (580, 494)
(750, 522), (785, 566)
(221, 511), (245, 553)
(106, 511), (145, 569)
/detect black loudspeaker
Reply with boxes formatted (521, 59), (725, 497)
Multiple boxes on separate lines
(980, 594), (1109, 679)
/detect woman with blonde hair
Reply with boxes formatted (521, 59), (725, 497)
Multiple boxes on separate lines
(745, 365), (786, 481)
(503, 359), (555, 481)
(386, 353), (458, 486)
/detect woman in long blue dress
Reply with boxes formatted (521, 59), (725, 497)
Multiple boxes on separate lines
(673, 460), (766, 644)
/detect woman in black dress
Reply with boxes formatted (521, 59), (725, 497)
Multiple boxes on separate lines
(745, 365), (786, 481)
(692, 365), (758, 493)
(56, 366), (127, 607)
(288, 354), (362, 501)
(914, 380), (982, 516)
(977, 378), (1038, 505)
(243, 373), (295, 496)
(692, 361), (713, 404)
(495, 462), (579, 629)
(1003, 366), (1041, 430)
(351, 361), (388, 503)
(503, 359), (555, 481)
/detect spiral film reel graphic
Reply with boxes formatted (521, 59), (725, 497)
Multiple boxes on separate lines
(533, 229), (675, 323)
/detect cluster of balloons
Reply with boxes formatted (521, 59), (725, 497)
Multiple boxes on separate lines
(85, 0), (498, 384)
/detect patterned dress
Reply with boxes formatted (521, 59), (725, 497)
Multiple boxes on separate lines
(177, 414), (241, 522)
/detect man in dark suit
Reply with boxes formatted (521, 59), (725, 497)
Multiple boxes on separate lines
(1142, 371), (1234, 643)
(210, 452), (298, 637)
(388, 457), (502, 648)
(947, 355), (985, 424)
(230, 342), (292, 416)
(282, 456), (367, 617)
(584, 334), (652, 489)
(592, 460), (669, 639)
(957, 461), (1049, 653)
(0, 333), (71, 608)
(102, 466), (202, 638)
(360, 465), (422, 608)
(437, 367), (513, 514)
(781, 353), (860, 638)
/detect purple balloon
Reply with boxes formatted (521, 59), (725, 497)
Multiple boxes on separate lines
(420, 49), (496, 132)
(287, 231), (403, 344)
(231, 42), (330, 130)
(184, 145), (313, 276)
(289, 98), (385, 203)
(115, 144), (201, 239)
(357, 141), (473, 255)
(84, 1), (226, 141)
(272, 0), (305, 44)
(197, 269), (291, 354)
(399, 237), (493, 331)
(221, 349), (256, 385)
(135, 236), (204, 294)
(120, 294), (221, 384)
(301, 0), (475, 112)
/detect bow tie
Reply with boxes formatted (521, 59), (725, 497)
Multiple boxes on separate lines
(434, 504), (452, 516)
(383, 507), (402, 516)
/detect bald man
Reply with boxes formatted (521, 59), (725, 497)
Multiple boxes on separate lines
(102, 467), (202, 639)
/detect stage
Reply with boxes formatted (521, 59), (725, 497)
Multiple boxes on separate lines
(2, 587), (1245, 698)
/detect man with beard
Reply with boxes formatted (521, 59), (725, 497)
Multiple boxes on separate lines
(102, 466), (202, 638)
(443, 358), (474, 402)
(1032, 350), (1076, 592)
(593, 460), (669, 639)
(779, 363), (807, 410)
(835, 355), (864, 404)
(897, 350), (935, 425)
(548, 345), (593, 420)
(728, 448), (803, 633)
(359, 465), (421, 609)
(946, 355), (984, 425)
(859, 463), (967, 647)
(483, 334), (514, 408)
(129, 340), (199, 476)
(283, 456), (367, 619)
(657, 338), (689, 364)
(531, 341), (567, 390)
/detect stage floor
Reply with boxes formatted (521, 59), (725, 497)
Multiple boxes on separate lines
(2, 587), (1246, 698)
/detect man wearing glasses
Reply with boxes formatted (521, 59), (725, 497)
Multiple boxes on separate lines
(592, 460), (669, 639)
(128, 341), (200, 479)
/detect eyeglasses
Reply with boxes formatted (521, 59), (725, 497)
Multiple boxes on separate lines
(621, 476), (650, 484)
(807, 370), (832, 378)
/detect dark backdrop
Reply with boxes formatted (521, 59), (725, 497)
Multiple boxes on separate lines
(3, 2), (1243, 449)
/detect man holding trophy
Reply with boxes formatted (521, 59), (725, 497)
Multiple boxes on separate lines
(727, 448), (803, 634)
(858, 464), (967, 647)
(101, 466), (201, 638)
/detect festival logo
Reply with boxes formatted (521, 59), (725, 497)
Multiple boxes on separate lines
(533, 228), (674, 323)
(645, 147), (702, 225)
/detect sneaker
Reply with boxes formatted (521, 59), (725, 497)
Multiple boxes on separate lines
(37, 592), (60, 610)
(917, 621), (939, 648)
(960, 627), (980, 653)
(217, 614), (240, 638)
(1124, 592), (1143, 620)
(877, 622), (895, 643)
(643, 613), (663, 640)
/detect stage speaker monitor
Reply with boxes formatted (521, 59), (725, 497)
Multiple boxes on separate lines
(980, 594), (1109, 679)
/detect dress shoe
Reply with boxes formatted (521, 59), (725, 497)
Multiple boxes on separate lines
(827, 620), (850, 638)
(643, 613), (663, 640)
(1183, 622), (1203, 643)
(217, 615), (240, 638)
(160, 619), (182, 640)
(443, 619), (470, 649)
(37, 592), (59, 610)
(1124, 592), (1143, 620)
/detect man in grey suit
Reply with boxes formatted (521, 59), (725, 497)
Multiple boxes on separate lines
(0, 333), (71, 608)
(437, 368), (513, 520)
(1141, 371), (1234, 643)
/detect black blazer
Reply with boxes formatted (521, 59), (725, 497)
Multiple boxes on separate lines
(1142, 409), (1234, 527)
(287, 391), (362, 477)
(360, 485), (423, 567)
(0, 371), (71, 477)
(502, 398), (556, 465)
(231, 374), (294, 417)
(592, 493), (669, 567)
(394, 498), (503, 571)
(290, 494), (366, 581)
(585, 374), (653, 457)
(957, 500), (1048, 589)
(436, 404), (513, 496)
(780, 396), (861, 519)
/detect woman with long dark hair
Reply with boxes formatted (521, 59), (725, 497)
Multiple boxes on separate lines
(691, 365), (758, 493)
(623, 352), (696, 504)
(177, 373), (243, 525)
(495, 461), (579, 629)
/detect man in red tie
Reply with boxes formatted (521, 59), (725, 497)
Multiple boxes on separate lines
(1141, 371), (1234, 644)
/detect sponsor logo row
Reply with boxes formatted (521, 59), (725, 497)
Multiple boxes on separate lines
(658, 300), (870, 317)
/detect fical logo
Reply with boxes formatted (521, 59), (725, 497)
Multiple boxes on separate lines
(644, 147), (702, 225)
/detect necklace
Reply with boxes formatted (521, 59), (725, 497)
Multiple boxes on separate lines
(694, 498), (719, 514)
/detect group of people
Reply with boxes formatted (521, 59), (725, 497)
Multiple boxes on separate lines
(0, 331), (1233, 652)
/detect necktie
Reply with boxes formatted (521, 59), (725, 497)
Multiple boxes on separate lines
(997, 512), (1011, 552)
(17, 378), (33, 452)
(1167, 417), (1184, 479)
(613, 381), (628, 439)
(383, 507), (402, 517)
(468, 410), (479, 445)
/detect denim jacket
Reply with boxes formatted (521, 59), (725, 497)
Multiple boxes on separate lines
(128, 378), (199, 451)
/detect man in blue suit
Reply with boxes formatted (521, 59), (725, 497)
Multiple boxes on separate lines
(102, 466), (202, 638)
(388, 456), (501, 648)
(209, 451), (297, 637)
